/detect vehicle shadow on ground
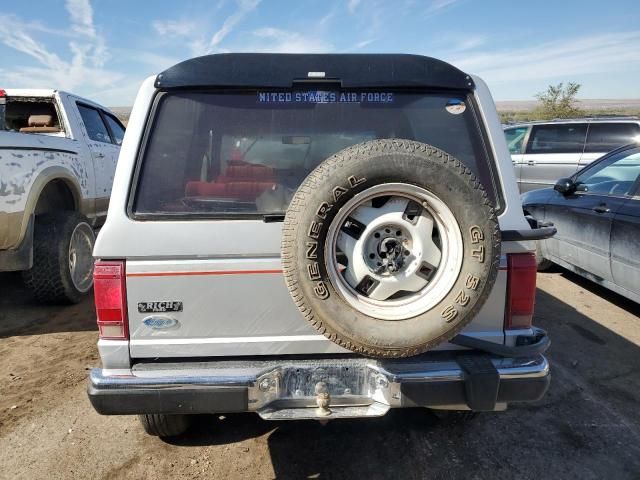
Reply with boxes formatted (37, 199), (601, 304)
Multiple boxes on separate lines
(0, 272), (97, 337)
(556, 267), (640, 317)
(164, 284), (640, 479)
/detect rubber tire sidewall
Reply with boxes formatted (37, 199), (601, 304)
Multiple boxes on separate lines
(22, 211), (95, 304)
(282, 139), (501, 358)
(138, 414), (191, 437)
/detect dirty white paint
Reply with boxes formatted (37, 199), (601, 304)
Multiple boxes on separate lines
(0, 90), (121, 247)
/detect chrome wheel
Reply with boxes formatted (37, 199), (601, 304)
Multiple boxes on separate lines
(326, 183), (463, 320)
(68, 222), (95, 293)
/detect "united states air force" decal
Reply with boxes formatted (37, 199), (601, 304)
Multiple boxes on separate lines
(257, 91), (394, 104)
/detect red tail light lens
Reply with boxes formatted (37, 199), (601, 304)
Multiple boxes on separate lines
(505, 253), (537, 329)
(0, 89), (6, 97)
(94, 261), (128, 340)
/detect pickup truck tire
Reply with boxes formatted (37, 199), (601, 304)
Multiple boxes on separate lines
(138, 414), (191, 437)
(22, 211), (95, 304)
(282, 139), (500, 358)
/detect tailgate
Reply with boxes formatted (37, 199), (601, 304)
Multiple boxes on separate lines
(125, 235), (507, 359)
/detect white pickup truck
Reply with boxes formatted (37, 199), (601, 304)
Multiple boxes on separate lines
(0, 88), (125, 303)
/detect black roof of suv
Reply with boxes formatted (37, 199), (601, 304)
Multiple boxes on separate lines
(155, 53), (476, 90)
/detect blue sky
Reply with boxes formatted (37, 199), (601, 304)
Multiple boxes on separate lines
(1, 0), (639, 106)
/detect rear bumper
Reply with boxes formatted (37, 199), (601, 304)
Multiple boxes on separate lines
(88, 352), (550, 420)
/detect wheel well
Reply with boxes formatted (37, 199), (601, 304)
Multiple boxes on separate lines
(34, 179), (77, 215)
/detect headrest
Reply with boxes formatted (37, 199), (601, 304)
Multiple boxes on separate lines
(28, 115), (54, 127)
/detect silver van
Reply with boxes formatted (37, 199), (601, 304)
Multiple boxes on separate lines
(505, 119), (640, 192)
(87, 53), (554, 437)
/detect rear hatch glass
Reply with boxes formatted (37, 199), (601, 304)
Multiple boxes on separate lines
(131, 90), (498, 217)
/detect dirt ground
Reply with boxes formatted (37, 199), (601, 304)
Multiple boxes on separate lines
(1, 268), (639, 480)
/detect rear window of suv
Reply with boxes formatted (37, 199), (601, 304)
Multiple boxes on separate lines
(131, 90), (498, 217)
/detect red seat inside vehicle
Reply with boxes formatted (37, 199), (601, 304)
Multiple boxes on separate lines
(185, 160), (276, 201)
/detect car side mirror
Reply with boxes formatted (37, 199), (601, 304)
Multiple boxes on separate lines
(554, 177), (576, 195)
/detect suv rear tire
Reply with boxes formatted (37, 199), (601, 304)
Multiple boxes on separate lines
(23, 211), (95, 304)
(138, 414), (191, 437)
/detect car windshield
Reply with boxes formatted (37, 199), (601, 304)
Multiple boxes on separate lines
(132, 90), (497, 217)
(575, 147), (640, 196)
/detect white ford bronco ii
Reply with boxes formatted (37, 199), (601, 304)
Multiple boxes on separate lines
(88, 54), (555, 437)
(0, 89), (125, 303)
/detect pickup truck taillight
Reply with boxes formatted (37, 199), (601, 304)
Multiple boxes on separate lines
(505, 253), (537, 329)
(94, 261), (129, 340)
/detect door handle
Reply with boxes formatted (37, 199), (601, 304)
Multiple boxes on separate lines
(526, 160), (535, 166)
(592, 205), (610, 213)
(95, 152), (105, 158)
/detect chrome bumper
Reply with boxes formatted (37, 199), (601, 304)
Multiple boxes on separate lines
(88, 353), (550, 420)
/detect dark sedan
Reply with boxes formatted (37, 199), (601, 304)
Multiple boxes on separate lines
(522, 142), (640, 303)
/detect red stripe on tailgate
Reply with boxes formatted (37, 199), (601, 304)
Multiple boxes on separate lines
(127, 269), (283, 278)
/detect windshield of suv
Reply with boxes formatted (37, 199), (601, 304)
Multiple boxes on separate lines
(132, 90), (496, 217)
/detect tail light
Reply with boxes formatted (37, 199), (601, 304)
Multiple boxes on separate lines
(505, 253), (537, 329)
(0, 89), (6, 97)
(94, 260), (129, 340)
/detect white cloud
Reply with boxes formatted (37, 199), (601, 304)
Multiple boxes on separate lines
(0, 25), (67, 71)
(206, 0), (261, 53)
(451, 31), (640, 85)
(151, 0), (261, 57)
(348, 0), (361, 14)
(0, 0), (119, 99)
(426, 0), (458, 13)
(153, 19), (198, 37)
(248, 27), (332, 53)
(65, 0), (97, 38)
(341, 38), (375, 52)
(454, 34), (486, 51)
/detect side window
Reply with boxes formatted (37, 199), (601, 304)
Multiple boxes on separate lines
(584, 123), (640, 153)
(575, 148), (640, 197)
(504, 127), (528, 154)
(77, 104), (112, 143)
(526, 124), (587, 154)
(103, 112), (125, 145)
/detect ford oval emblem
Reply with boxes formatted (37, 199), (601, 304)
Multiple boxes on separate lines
(142, 316), (179, 329)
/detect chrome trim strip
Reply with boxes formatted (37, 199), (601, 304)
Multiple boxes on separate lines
(130, 335), (329, 346)
(90, 355), (549, 390)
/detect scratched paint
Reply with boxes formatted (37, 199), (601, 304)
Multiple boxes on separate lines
(1, 126), (119, 229)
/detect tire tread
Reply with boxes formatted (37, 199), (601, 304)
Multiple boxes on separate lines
(282, 139), (501, 358)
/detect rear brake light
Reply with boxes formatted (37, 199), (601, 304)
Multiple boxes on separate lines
(0, 89), (5, 97)
(94, 261), (128, 340)
(505, 253), (537, 329)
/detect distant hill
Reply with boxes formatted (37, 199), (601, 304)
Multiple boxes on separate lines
(109, 107), (132, 123)
(496, 98), (640, 113)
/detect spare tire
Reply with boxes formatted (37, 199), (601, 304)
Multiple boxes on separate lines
(282, 139), (500, 358)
